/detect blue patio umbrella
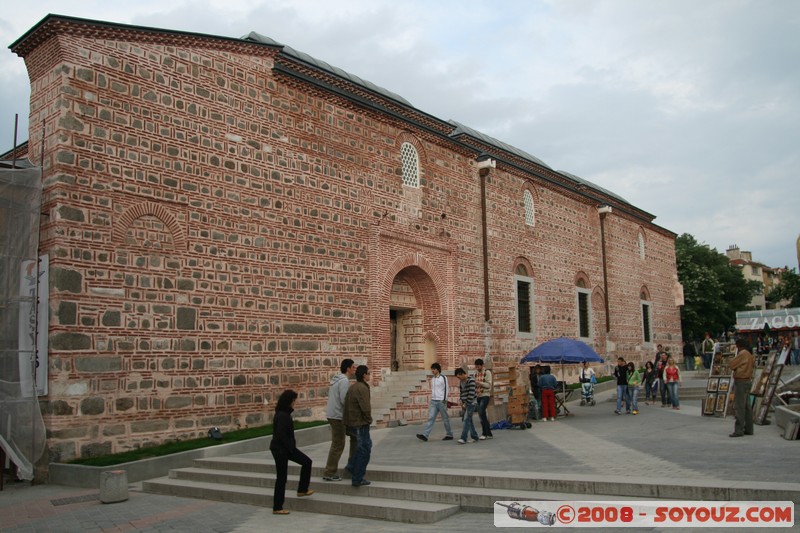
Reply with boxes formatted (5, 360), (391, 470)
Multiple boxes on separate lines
(520, 337), (604, 410)
(520, 337), (603, 365)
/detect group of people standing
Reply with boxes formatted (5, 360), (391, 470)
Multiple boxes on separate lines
(416, 359), (494, 443)
(614, 348), (683, 415)
(752, 331), (800, 363)
(269, 338), (763, 513)
(528, 364), (560, 421)
(269, 359), (374, 515)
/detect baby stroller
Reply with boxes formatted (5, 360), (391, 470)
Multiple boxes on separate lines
(527, 391), (540, 422)
(580, 379), (596, 406)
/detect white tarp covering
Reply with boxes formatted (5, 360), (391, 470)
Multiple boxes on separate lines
(0, 166), (46, 481)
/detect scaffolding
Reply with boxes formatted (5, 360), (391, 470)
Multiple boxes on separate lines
(0, 166), (45, 482)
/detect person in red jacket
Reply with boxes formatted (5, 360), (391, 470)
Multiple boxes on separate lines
(538, 367), (558, 421)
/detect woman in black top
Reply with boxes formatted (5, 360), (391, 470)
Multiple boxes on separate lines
(643, 361), (657, 405)
(270, 389), (313, 514)
(529, 365), (543, 420)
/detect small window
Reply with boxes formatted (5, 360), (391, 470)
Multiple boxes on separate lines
(523, 189), (535, 226)
(641, 300), (652, 343)
(515, 265), (534, 337)
(400, 142), (419, 188)
(638, 231), (646, 260)
(577, 282), (591, 339)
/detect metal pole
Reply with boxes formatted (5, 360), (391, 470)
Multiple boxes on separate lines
(40, 121), (45, 168)
(12, 114), (19, 169)
(599, 211), (611, 333)
(480, 167), (490, 321)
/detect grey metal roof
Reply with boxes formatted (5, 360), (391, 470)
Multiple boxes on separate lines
(557, 170), (629, 205)
(448, 120), (630, 205)
(447, 120), (552, 170)
(241, 31), (413, 107)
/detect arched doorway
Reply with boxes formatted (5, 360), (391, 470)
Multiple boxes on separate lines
(388, 266), (443, 371)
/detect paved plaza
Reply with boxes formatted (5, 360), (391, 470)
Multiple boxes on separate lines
(2, 373), (799, 532)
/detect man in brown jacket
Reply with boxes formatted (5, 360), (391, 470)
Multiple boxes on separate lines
(343, 365), (372, 486)
(728, 339), (755, 437)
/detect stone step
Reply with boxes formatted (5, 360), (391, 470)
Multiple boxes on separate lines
(367, 371), (431, 425)
(142, 454), (800, 524)
(142, 476), (459, 523)
(162, 466), (661, 512)
(187, 456), (800, 501)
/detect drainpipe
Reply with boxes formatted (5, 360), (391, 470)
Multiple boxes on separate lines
(477, 155), (496, 362)
(597, 205), (613, 333)
(476, 155), (496, 322)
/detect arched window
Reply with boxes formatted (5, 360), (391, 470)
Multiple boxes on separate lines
(638, 230), (646, 260)
(523, 189), (535, 226)
(640, 289), (652, 344)
(400, 142), (420, 188)
(515, 264), (534, 337)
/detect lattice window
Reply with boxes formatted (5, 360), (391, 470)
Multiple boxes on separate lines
(523, 189), (535, 226)
(515, 264), (535, 337)
(576, 278), (591, 339)
(641, 300), (652, 343)
(400, 142), (419, 188)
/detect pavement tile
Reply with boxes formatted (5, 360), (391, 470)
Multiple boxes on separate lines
(1, 368), (798, 532)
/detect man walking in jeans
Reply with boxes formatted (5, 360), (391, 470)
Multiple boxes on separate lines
(343, 365), (372, 486)
(455, 368), (479, 443)
(613, 357), (629, 415)
(416, 362), (453, 441)
(322, 358), (356, 481)
(474, 358), (493, 440)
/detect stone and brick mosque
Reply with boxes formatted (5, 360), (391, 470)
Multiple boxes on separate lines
(5, 14), (682, 467)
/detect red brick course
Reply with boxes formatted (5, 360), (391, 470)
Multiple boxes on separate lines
(12, 16), (681, 463)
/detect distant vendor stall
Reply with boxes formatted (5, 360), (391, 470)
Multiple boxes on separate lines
(735, 307), (800, 363)
(735, 307), (799, 425)
(736, 307), (800, 334)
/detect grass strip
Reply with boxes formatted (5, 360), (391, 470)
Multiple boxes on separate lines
(69, 420), (327, 467)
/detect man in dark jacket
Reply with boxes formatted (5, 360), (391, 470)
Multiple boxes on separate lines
(343, 365), (372, 487)
(613, 357), (629, 415)
(682, 340), (696, 371)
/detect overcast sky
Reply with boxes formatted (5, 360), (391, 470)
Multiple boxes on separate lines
(1, 1), (798, 269)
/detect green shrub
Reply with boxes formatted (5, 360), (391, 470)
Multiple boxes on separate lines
(567, 375), (613, 390)
(69, 420), (327, 467)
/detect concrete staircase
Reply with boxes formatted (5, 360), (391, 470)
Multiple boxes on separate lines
(369, 370), (430, 426)
(608, 370), (717, 403)
(141, 455), (800, 523)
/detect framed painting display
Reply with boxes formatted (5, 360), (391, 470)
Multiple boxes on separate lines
(756, 400), (769, 423)
(704, 343), (735, 418)
(715, 394), (727, 414)
(752, 372), (769, 396)
(704, 393), (716, 415)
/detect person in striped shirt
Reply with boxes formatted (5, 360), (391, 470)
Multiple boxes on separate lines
(455, 368), (479, 444)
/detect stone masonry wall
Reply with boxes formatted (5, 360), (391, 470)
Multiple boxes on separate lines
(17, 21), (681, 462)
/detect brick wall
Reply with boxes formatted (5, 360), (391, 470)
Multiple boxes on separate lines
(14, 18), (681, 463)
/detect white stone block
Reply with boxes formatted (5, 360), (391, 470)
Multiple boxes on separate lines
(100, 469), (129, 503)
